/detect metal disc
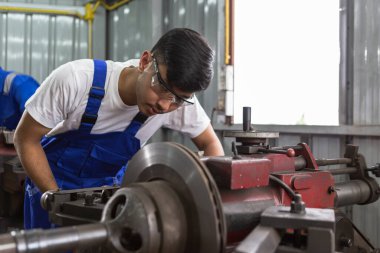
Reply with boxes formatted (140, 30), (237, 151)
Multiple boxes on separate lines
(122, 142), (226, 253)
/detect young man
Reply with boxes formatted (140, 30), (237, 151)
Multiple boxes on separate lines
(14, 28), (224, 229)
(0, 68), (39, 131)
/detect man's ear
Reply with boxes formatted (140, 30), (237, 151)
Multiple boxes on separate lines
(138, 51), (152, 72)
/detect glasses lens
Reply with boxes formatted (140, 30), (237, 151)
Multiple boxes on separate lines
(151, 57), (195, 106)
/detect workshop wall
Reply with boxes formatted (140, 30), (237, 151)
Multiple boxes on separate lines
(0, 0), (106, 83)
(351, 0), (380, 246)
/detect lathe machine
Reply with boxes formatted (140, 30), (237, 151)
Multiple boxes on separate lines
(0, 109), (379, 253)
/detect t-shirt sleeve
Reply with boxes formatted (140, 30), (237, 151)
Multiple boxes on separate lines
(163, 96), (210, 138)
(25, 62), (80, 129)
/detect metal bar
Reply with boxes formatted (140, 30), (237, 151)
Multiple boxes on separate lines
(243, 107), (251, 131)
(234, 225), (281, 253)
(0, 2), (85, 17)
(328, 167), (357, 175)
(316, 158), (352, 166)
(0, 223), (108, 253)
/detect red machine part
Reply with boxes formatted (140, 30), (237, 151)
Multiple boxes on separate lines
(207, 153), (303, 190)
(273, 171), (335, 208)
(206, 143), (336, 244)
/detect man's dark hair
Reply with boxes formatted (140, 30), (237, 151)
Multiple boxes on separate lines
(151, 28), (214, 93)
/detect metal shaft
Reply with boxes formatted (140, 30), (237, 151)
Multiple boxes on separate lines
(0, 223), (108, 253)
(243, 107), (251, 131)
(335, 180), (371, 207)
(316, 158), (352, 166)
(328, 167), (358, 175)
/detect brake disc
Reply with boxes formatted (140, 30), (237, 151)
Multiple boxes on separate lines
(121, 142), (226, 253)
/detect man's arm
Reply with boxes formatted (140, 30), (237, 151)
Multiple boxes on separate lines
(192, 123), (224, 156)
(14, 112), (58, 192)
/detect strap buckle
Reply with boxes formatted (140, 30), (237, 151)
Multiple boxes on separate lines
(81, 114), (98, 125)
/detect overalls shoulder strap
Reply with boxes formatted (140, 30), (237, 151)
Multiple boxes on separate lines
(3, 72), (17, 95)
(79, 59), (107, 132)
(126, 111), (149, 136)
(0, 68), (15, 95)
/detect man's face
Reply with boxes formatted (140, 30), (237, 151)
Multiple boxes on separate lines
(135, 58), (194, 116)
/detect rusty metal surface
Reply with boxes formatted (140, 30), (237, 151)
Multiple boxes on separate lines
(272, 171), (335, 208)
(206, 157), (271, 190)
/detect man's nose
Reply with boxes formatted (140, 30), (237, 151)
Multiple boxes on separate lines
(157, 99), (172, 112)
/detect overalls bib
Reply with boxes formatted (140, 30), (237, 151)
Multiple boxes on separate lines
(24, 60), (148, 229)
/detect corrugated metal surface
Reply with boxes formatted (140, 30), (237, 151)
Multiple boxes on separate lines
(353, 0), (380, 125)
(0, 0), (105, 83)
(107, 0), (153, 61)
(350, 0), (380, 247)
(352, 137), (380, 246)
(277, 134), (301, 148)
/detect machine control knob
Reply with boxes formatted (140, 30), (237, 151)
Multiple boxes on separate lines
(286, 148), (296, 157)
(339, 236), (353, 248)
(290, 194), (305, 214)
(367, 163), (380, 177)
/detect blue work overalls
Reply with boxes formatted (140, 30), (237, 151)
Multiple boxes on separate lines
(24, 60), (148, 229)
(0, 68), (39, 130)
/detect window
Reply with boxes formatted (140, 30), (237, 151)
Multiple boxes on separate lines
(234, 0), (339, 125)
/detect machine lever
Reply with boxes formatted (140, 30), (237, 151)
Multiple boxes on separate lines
(366, 163), (380, 177)
(257, 148), (295, 157)
(231, 141), (242, 159)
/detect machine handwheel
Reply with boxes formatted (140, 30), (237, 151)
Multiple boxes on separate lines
(121, 142), (226, 253)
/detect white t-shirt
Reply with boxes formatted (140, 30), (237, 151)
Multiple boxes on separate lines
(25, 59), (210, 146)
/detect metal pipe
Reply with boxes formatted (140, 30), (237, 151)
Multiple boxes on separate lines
(101, 0), (133, 11)
(335, 180), (371, 207)
(0, 234), (16, 253)
(328, 167), (357, 175)
(0, 223), (108, 253)
(294, 156), (307, 170)
(0, 3), (85, 18)
(225, 0), (231, 64)
(0, 2), (104, 59)
(316, 158), (352, 166)
(243, 107), (251, 131)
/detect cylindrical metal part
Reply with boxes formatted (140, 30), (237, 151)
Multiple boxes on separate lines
(243, 107), (251, 131)
(335, 180), (371, 207)
(316, 158), (352, 166)
(328, 167), (358, 175)
(223, 199), (275, 233)
(294, 156), (307, 170)
(0, 234), (16, 253)
(234, 225), (281, 253)
(0, 223), (108, 253)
